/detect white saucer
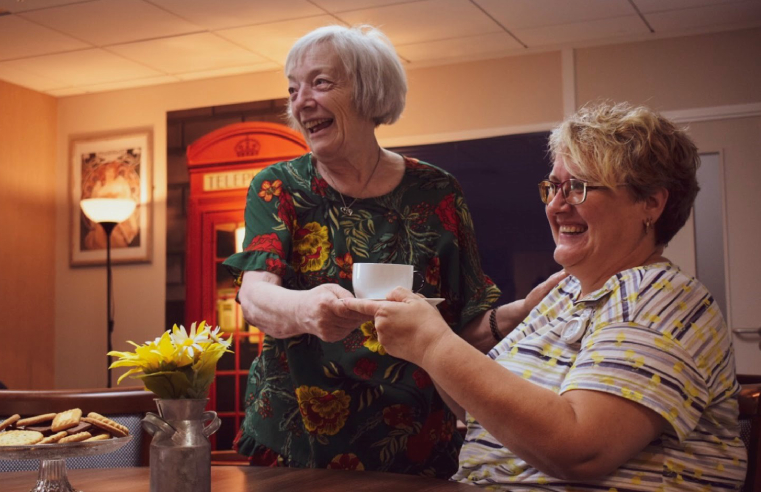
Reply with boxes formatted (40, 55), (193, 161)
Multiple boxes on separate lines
(365, 298), (445, 306)
(424, 298), (445, 306)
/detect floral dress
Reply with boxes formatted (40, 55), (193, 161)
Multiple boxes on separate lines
(223, 153), (500, 478)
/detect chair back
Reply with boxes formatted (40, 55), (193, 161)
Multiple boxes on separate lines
(739, 383), (760, 492)
(0, 387), (155, 472)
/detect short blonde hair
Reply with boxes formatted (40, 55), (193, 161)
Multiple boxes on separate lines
(548, 102), (700, 245)
(285, 24), (407, 126)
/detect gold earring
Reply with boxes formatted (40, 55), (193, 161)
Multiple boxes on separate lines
(644, 218), (652, 231)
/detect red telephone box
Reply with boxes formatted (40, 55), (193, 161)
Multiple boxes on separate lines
(185, 122), (307, 449)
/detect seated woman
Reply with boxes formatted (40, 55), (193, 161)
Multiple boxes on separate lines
(345, 102), (747, 490)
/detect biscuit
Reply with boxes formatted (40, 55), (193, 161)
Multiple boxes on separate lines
(84, 433), (111, 442)
(81, 412), (129, 437)
(38, 431), (69, 444)
(0, 430), (44, 446)
(22, 424), (53, 433)
(0, 414), (20, 431)
(65, 422), (93, 435)
(52, 408), (82, 432)
(16, 413), (56, 427)
(59, 432), (91, 443)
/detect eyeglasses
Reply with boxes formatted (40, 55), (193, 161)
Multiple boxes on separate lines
(538, 179), (604, 205)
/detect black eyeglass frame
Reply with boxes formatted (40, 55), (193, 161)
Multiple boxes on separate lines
(538, 179), (605, 205)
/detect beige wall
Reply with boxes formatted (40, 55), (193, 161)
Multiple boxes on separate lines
(0, 80), (57, 389)
(576, 28), (761, 111)
(38, 26), (761, 388)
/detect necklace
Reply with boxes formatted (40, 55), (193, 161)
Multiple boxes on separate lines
(321, 147), (382, 216)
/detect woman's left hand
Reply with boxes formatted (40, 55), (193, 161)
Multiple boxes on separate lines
(343, 287), (452, 366)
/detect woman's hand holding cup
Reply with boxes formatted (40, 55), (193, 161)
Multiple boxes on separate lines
(343, 287), (451, 367)
(301, 284), (373, 342)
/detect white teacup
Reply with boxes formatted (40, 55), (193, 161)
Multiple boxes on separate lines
(353, 263), (414, 299)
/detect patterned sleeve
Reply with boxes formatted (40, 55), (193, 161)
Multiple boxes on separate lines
(560, 272), (722, 442)
(222, 165), (294, 279)
(436, 176), (501, 332)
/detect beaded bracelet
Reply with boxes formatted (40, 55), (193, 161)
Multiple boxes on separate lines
(489, 308), (501, 341)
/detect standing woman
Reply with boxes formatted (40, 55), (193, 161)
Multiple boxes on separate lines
(223, 25), (555, 476)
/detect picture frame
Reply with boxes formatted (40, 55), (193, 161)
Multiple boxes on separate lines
(70, 129), (152, 266)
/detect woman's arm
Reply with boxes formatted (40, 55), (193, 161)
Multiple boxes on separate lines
(345, 290), (665, 480)
(460, 270), (568, 353)
(239, 270), (372, 342)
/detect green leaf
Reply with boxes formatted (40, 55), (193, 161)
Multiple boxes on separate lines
(138, 371), (192, 399)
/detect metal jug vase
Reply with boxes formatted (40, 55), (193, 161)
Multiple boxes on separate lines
(142, 399), (221, 492)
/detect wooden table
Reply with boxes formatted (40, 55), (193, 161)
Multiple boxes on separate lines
(2, 465), (477, 491)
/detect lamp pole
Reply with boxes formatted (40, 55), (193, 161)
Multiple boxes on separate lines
(101, 221), (118, 388)
(79, 197), (136, 389)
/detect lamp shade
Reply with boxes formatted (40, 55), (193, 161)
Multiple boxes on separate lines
(80, 198), (136, 223)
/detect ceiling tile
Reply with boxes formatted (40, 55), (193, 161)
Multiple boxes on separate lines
(108, 33), (269, 73)
(513, 15), (650, 47)
(175, 62), (281, 81)
(19, 0), (201, 46)
(2, 49), (162, 85)
(148, 0), (324, 30)
(310, 0), (414, 13)
(0, 15), (90, 60)
(633, 0), (744, 14)
(47, 75), (181, 96)
(645, 2), (761, 32)
(217, 15), (338, 64)
(338, 0), (502, 45)
(474, 0), (634, 29)
(0, 62), (69, 91)
(396, 32), (524, 63)
(0, 0), (81, 14)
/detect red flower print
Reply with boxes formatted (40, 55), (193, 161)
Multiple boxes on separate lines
(277, 190), (297, 233)
(335, 253), (353, 280)
(265, 258), (287, 276)
(328, 453), (364, 471)
(439, 418), (454, 443)
(245, 233), (285, 258)
(406, 410), (445, 463)
(425, 257), (440, 287)
(412, 368), (432, 389)
(258, 179), (283, 202)
(353, 357), (377, 379)
(383, 404), (414, 431)
(311, 176), (328, 196)
(278, 352), (290, 373)
(256, 394), (273, 418)
(434, 194), (459, 235)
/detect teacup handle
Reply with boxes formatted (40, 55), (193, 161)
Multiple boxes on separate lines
(413, 269), (427, 294)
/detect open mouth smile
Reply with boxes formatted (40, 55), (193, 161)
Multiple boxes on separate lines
(303, 118), (333, 134)
(559, 224), (587, 235)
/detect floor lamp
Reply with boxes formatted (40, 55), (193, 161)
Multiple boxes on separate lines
(80, 197), (137, 388)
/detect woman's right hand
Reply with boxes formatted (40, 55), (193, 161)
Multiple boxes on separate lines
(238, 271), (372, 342)
(297, 284), (373, 342)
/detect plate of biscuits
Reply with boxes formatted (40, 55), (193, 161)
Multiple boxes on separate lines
(0, 409), (132, 460)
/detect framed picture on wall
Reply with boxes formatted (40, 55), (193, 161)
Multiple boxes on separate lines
(69, 129), (152, 266)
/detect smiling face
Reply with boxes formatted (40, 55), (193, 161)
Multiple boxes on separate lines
(546, 155), (656, 293)
(287, 43), (374, 161)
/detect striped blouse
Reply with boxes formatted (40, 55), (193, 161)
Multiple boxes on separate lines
(452, 262), (746, 491)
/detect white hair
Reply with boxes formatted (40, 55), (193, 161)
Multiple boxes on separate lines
(285, 24), (407, 126)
